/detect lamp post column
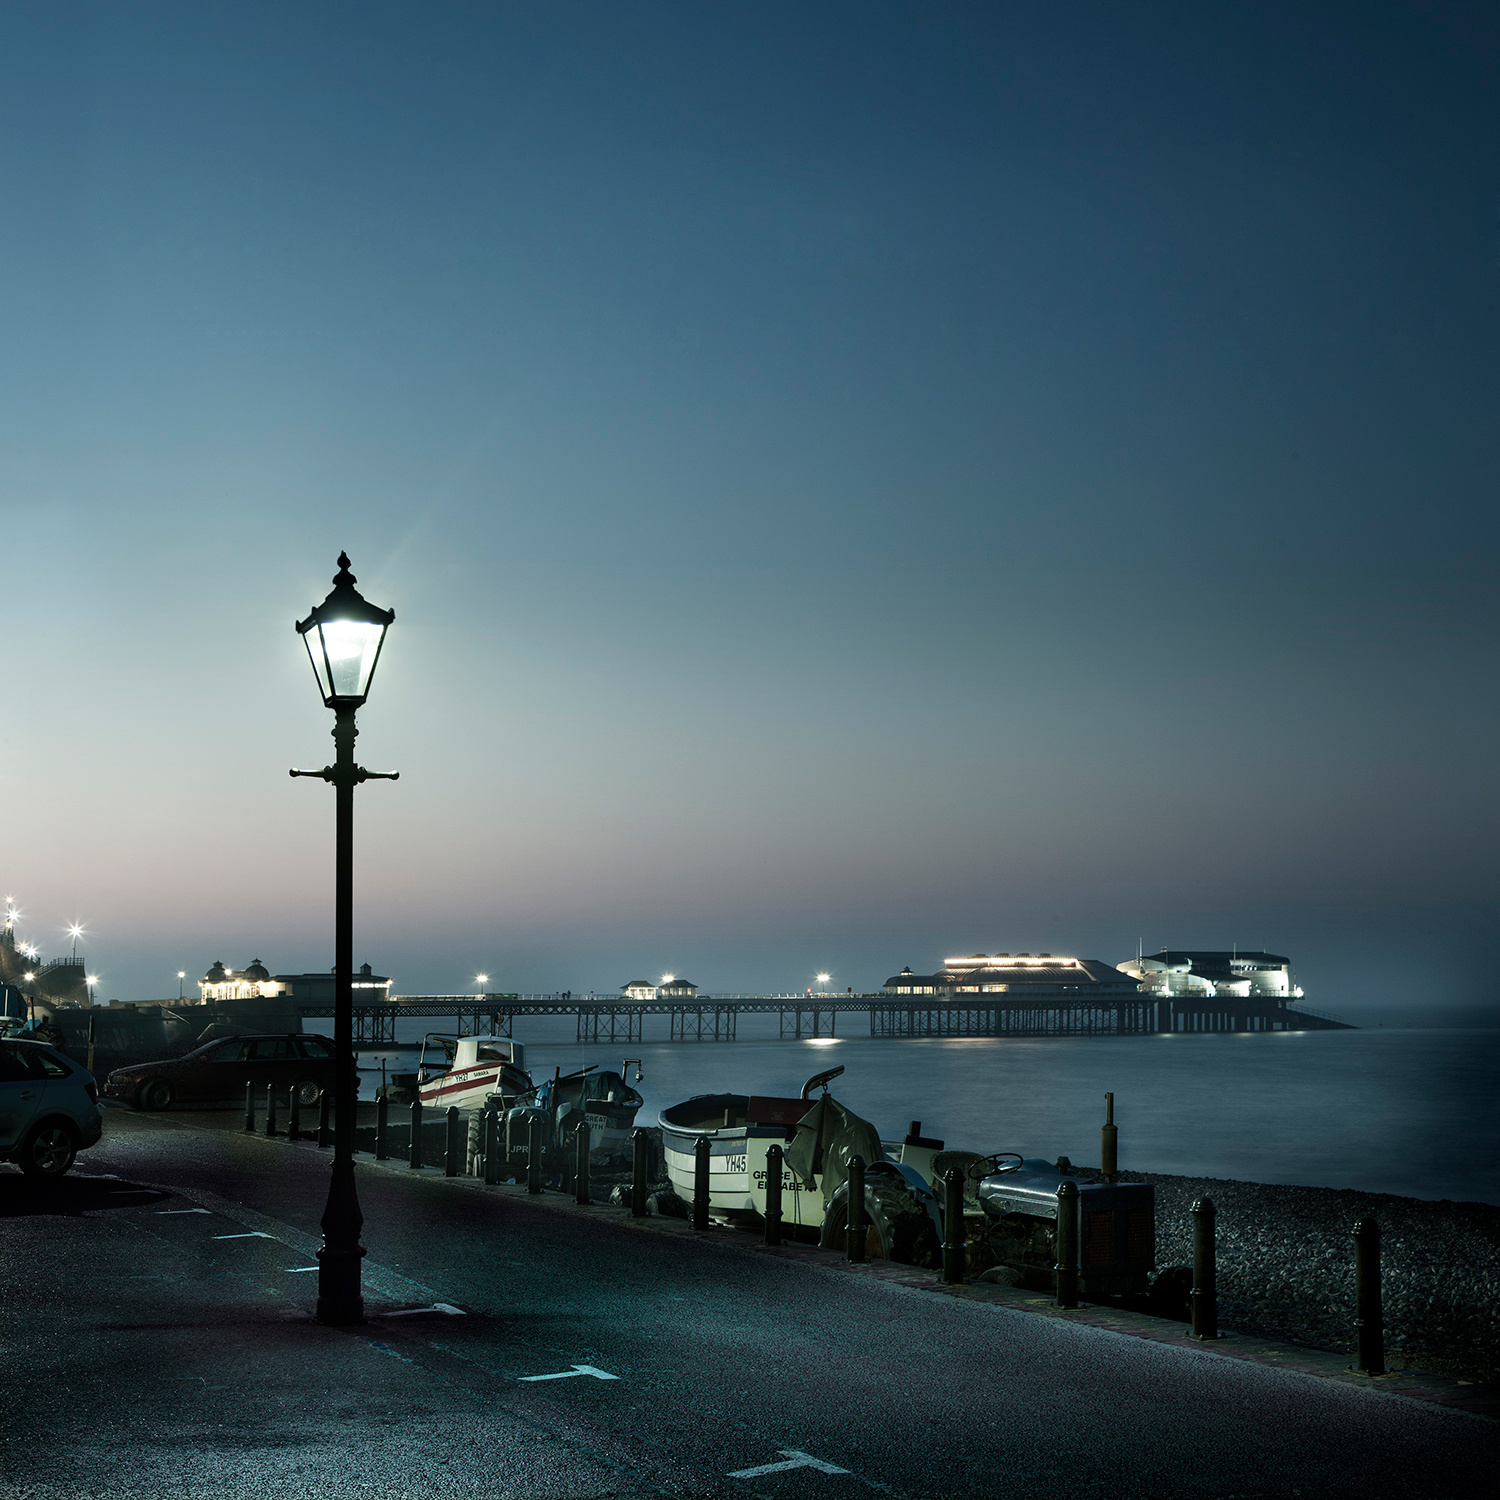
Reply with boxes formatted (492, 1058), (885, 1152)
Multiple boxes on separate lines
(317, 707), (366, 1325)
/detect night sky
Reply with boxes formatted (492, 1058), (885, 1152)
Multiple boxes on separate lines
(3, 3), (1495, 1018)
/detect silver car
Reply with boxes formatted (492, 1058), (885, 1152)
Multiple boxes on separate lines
(0, 1039), (103, 1178)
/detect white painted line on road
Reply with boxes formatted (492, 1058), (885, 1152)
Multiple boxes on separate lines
(728, 1450), (850, 1479)
(157, 1209), (211, 1215)
(380, 1303), (467, 1317)
(285, 1266), (320, 1273)
(211, 1231), (279, 1240)
(518, 1364), (620, 1382)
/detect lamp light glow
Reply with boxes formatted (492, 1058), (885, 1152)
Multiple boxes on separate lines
(661, 973), (675, 984)
(295, 553), (395, 708)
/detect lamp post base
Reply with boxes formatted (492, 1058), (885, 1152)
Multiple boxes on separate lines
(316, 1159), (368, 1326)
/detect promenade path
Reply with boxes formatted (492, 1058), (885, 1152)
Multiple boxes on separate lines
(1, 1107), (1491, 1499)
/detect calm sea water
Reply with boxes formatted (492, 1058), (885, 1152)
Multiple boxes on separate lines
(361, 1021), (1500, 1206)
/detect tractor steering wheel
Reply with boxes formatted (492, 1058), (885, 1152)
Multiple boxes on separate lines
(967, 1152), (1025, 1181)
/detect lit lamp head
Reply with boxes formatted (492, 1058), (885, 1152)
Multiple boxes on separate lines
(296, 552), (396, 710)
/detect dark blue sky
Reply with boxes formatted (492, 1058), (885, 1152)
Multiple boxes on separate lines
(2, 3), (1495, 1014)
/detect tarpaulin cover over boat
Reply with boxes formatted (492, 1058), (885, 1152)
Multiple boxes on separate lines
(784, 1095), (885, 1207)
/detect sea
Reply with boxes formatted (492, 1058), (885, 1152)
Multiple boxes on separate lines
(358, 1019), (1500, 1207)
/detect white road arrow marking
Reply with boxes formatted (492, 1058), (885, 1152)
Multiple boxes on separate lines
(518, 1364), (619, 1382)
(728, 1450), (850, 1479)
(212, 1232), (278, 1240)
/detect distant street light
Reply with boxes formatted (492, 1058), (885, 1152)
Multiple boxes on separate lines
(816, 973), (831, 993)
(661, 973), (675, 985)
(177, 970), (186, 1000)
(67, 924), (83, 958)
(290, 551), (397, 1327)
(86, 974), (99, 1007)
(475, 973), (489, 993)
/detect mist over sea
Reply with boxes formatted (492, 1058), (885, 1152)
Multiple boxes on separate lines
(363, 1019), (1500, 1207)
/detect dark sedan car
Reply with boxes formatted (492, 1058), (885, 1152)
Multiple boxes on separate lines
(105, 1033), (353, 1111)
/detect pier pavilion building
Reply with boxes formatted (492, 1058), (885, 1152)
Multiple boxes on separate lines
(1115, 950), (1302, 1001)
(883, 953), (1139, 997)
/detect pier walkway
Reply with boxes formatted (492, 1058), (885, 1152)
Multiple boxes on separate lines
(297, 991), (1354, 1044)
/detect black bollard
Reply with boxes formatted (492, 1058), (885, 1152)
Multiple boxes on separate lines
(264, 1083), (278, 1138)
(1354, 1218), (1386, 1375)
(847, 1155), (867, 1263)
(1190, 1197), (1221, 1338)
(575, 1121), (591, 1206)
(374, 1093), (388, 1160)
(409, 1095), (423, 1169)
(527, 1116), (543, 1194)
(244, 1082), (256, 1134)
(1101, 1092), (1118, 1182)
(318, 1087), (331, 1149)
(693, 1134), (711, 1231)
(445, 1105), (461, 1178)
(483, 1105), (500, 1186)
(943, 1167), (966, 1284)
(1054, 1180), (1080, 1308)
(630, 1128), (648, 1217)
(287, 1087), (302, 1143)
(764, 1143), (784, 1247)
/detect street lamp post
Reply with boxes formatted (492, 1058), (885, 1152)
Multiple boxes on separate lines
(178, 970), (186, 1001)
(290, 552), (397, 1327)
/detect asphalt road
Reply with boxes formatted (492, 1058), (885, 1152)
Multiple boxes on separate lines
(0, 1108), (1491, 1499)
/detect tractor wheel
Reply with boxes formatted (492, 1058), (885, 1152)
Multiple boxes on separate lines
(821, 1175), (941, 1268)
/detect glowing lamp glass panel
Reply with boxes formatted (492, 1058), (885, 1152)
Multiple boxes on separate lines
(303, 619), (387, 704)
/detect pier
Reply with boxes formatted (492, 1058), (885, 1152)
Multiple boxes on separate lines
(296, 991), (1353, 1045)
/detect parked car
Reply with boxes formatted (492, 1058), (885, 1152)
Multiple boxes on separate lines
(0, 1038), (103, 1178)
(104, 1033), (353, 1111)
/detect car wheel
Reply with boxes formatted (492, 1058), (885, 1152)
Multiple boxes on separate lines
(294, 1079), (322, 1107)
(18, 1121), (78, 1179)
(140, 1080), (174, 1111)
